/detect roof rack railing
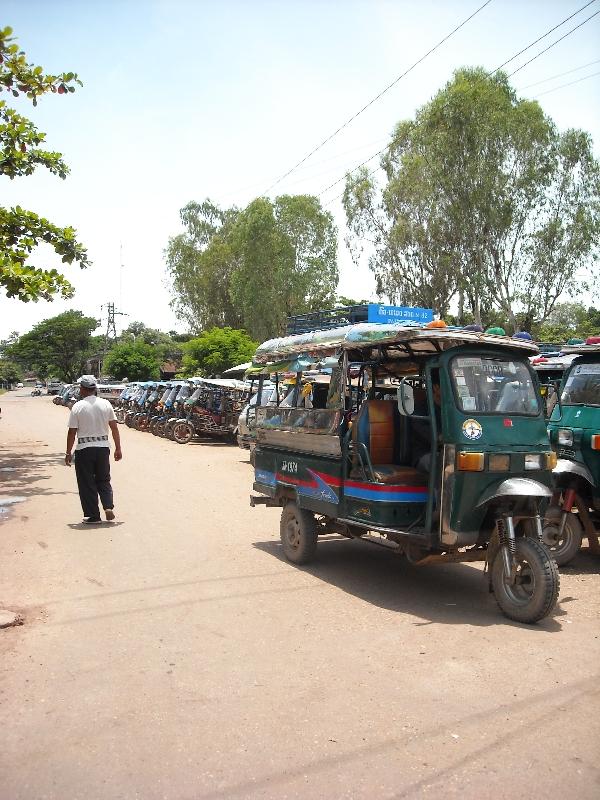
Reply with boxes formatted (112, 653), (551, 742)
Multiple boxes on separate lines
(286, 305), (369, 335)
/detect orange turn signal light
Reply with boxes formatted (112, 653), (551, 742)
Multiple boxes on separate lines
(457, 452), (485, 471)
(545, 452), (558, 469)
(591, 435), (600, 451)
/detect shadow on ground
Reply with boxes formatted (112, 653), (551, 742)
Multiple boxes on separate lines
(253, 536), (564, 631)
(67, 521), (125, 530)
(0, 447), (74, 500)
(559, 549), (600, 575)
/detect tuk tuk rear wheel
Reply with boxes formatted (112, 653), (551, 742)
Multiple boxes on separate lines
(541, 508), (583, 566)
(173, 422), (193, 444)
(280, 503), (317, 565)
(492, 537), (559, 624)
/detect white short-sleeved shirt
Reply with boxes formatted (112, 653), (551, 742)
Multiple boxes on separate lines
(68, 396), (116, 450)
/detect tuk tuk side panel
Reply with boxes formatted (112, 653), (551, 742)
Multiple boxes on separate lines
(340, 484), (428, 529)
(254, 446), (342, 517)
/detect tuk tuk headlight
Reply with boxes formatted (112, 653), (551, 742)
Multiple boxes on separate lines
(488, 454), (510, 472)
(457, 452), (485, 471)
(524, 454), (542, 470)
(558, 429), (573, 447)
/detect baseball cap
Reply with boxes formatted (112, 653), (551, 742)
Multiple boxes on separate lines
(78, 375), (98, 389)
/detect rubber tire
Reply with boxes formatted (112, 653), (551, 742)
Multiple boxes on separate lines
(173, 422), (193, 444)
(280, 503), (318, 565)
(541, 508), (584, 567)
(492, 537), (559, 624)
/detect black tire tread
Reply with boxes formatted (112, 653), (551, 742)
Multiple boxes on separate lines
(492, 537), (559, 624)
(280, 503), (318, 565)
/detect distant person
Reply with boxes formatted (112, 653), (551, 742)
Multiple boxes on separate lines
(65, 375), (122, 523)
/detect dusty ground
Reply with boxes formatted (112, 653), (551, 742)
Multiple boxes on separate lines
(0, 390), (599, 800)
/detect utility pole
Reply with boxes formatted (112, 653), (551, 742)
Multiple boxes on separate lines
(99, 302), (127, 376)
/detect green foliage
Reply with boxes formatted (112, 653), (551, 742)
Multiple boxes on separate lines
(165, 200), (243, 332)
(335, 295), (371, 307)
(119, 321), (183, 363)
(534, 303), (600, 342)
(103, 341), (161, 381)
(344, 67), (600, 331)
(7, 310), (98, 381)
(180, 327), (258, 377)
(0, 358), (22, 384)
(0, 26), (89, 301)
(166, 195), (339, 341)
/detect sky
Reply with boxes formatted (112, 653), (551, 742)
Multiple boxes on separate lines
(1, 0), (599, 339)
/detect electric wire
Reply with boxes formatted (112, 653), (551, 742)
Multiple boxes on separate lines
(491, 0), (597, 73)
(317, 6), (600, 206)
(518, 58), (600, 89)
(506, 8), (600, 78)
(261, 0), (494, 195)
(534, 68), (600, 96)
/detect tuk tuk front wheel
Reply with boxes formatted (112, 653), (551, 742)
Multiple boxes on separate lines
(280, 503), (318, 565)
(492, 537), (559, 624)
(541, 508), (583, 566)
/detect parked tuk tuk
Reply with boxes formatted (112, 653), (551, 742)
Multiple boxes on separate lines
(531, 354), (575, 418)
(172, 379), (251, 444)
(545, 340), (600, 564)
(249, 322), (560, 623)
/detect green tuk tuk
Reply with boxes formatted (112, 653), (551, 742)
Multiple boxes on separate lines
(545, 341), (600, 565)
(249, 322), (560, 624)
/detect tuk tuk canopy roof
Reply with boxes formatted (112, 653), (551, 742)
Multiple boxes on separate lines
(251, 322), (539, 370)
(560, 344), (600, 355)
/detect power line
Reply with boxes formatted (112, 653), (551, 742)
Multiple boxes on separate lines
(261, 0), (494, 196)
(507, 8), (600, 78)
(518, 58), (600, 89)
(534, 68), (600, 97)
(492, 0), (597, 73)
(315, 6), (600, 205)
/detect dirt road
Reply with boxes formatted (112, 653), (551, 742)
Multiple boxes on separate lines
(1, 391), (599, 799)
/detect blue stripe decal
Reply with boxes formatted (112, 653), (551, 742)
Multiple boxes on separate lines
(255, 469), (277, 487)
(345, 486), (428, 503)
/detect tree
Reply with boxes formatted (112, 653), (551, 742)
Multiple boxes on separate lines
(165, 200), (243, 332)
(119, 321), (183, 364)
(534, 302), (600, 342)
(0, 26), (90, 301)
(7, 310), (98, 380)
(0, 358), (22, 385)
(344, 68), (600, 331)
(179, 327), (258, 377)
(166, 195), (339, 341)
(229, 195), (338, 341)
(103, 341), (161, 381)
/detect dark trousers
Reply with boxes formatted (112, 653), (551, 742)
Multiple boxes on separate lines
(74, 447), (113, 519)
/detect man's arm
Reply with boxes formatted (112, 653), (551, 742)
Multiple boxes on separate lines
(109, 420), (122, 461)
(65, 428), (77, 466)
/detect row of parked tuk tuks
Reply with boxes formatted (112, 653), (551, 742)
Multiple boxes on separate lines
(111, 378), (251, 443)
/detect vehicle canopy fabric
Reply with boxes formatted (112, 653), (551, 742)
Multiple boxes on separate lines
(250, 323), (539, 371)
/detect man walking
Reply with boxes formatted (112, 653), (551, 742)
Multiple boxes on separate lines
(65, 375), (122, 523)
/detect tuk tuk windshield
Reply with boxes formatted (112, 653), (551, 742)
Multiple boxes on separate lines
(561, 363), (600, 406)
(450, 356), (539, 415)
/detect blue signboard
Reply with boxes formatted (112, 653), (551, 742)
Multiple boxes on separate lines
(367, 304), (434, 324)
